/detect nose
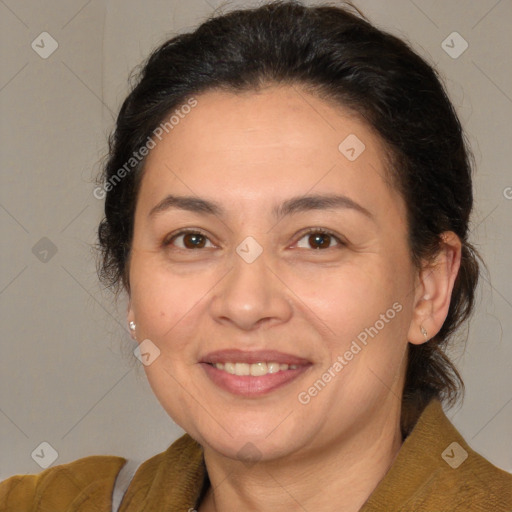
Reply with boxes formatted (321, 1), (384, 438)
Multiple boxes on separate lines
(209, 246), (293, 331)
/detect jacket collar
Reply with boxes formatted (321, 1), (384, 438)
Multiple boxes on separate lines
(360, 398), (465, 511)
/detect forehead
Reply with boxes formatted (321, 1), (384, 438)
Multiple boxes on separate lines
(138, 85), (403, 219)
(151, 85), (373, 159)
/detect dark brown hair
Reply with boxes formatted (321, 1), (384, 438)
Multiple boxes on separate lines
(97, 1), (480, 435)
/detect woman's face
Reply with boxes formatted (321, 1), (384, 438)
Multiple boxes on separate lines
(128, 85), (421, 461)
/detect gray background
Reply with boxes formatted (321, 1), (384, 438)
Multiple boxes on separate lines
(1, 0), (511, 478)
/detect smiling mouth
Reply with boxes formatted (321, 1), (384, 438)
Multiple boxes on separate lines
(208, 361), (301, 376)
(201, 361), (312, 397)
(199, 349), (313, 396)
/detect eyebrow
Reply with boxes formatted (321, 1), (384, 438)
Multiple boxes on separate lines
(148, 193), (374, 221)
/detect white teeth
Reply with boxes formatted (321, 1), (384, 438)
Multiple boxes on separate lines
(250, 362), (268, 376)
(235, 362), (250, 376)
(267, 362), (280, 374)
(224, 362), (235, 374)
(212, 361), (300, 376)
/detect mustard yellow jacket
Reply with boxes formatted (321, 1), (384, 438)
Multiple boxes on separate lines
(1, 399), (511, 511)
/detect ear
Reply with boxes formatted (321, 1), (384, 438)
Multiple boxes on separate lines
(407, 231), (462, 345)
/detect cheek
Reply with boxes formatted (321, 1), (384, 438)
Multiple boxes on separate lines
(306, 266), (410, 398)
(286, 257), (406, 337)
(129, 255), (211, 344)
(291, 259), (413, 399)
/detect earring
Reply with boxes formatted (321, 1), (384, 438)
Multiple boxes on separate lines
(129, 321), (136, 332)
(420, 325), (428, 339)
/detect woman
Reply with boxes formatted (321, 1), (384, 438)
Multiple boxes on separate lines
(1, 1), (511, 511)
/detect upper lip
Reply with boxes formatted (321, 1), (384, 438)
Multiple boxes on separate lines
(200, 349), (311, 366)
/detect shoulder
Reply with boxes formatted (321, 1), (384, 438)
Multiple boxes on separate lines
(0, 434), (206, 512)
(416, 399), (512, 507)
(439, 444), (512, 507)
(0, 454), (126, 511)
(363, 399), (512, 512)
(412, 439), (512, 512)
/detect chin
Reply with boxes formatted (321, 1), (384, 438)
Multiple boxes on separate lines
(185, 416), (314, 464)
(202, 434), (296, 463)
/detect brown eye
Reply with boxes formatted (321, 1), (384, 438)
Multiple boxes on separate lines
(308, 233), (331, 249)
(295, 229), (344, 250)
(167, 231), (214, 249)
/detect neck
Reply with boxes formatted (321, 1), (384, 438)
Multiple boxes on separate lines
(198, 397), (403, 512)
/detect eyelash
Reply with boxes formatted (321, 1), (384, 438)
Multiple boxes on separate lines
(163, 227), (346, 251)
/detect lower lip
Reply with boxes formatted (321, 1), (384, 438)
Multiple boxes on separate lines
(200, 363), (312, 397)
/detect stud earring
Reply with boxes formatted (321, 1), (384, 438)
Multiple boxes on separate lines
(129, 321), (136, 332)
(420, 325), (428, 339)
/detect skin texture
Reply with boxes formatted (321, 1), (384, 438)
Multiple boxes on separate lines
(127, 84), (461, 512)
